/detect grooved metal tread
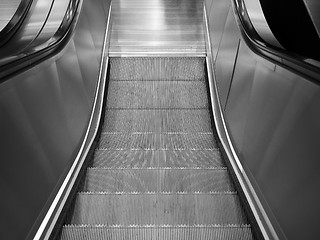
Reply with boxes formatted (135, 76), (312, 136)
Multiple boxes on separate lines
(92, 149), (225, 168)
(60, 55), (253, 239)
(106, 81), (208, 109)
(82, 168), (235, 193)
(109, 57), (206, 81)
(97, 133), (217, 150)
(70, 193), (248, 225)
(101, 109), (213, 133)
(61, 224), (254, 240)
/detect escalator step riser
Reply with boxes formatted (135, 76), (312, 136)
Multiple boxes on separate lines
(92, 149), (225, 168)
(101, 109), (213, 133)
(106, 81), (208, 109)
(109, 57), (206, 81)
(82, 168), (235, 193)
(102, 109), (213, 133)
(61, 225), (254, 240)
(97, 133), (217, 150)
(70, 194), (248, 225)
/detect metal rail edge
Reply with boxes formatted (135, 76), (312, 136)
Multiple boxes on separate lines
(0, 0), (33, 47)
(32, 2), (113, 240)
(233, 0), (320, 83)
(203, 4), (279, 240)
(0, 0), (80, 83)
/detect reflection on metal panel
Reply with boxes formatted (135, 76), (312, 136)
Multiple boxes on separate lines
(110, 0), (205, 55)
(28, 0), (70, 47)
(303, 0), (320, 38)
(0, 0), (110, 239)
(0, 0), (21, 31)
(243, 0), (283, 49)
(226, 40), (320, 239)
(214, 7), (240, 109)
(206, 0), (320, 239)
(0, 0), (53, 57)
(205, 0), (230, 60)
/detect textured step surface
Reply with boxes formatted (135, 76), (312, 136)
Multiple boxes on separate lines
(106, 81), (208, 109)
(97, 133), (217, 150)
(60, 55), (253, 240)
(82, 168), (235, 193)
(61, 225), (254, 240)
(101, 109), (213, 133)
(109, 57), (206, 81)
(92, 149), (225, 168)
(70, 193), (248, 225)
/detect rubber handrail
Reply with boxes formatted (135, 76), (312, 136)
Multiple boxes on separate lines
(233, 0), (320, 83)
(0, 0), (34, 48)
(0, 0), (81, 83)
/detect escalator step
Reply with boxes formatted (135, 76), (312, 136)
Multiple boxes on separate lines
(70, 193), (248, 225)
(61, 225), (253, 240)
(92, 149), (225, 168)
(106, 81), (208, 109)
(101, 109), (213, 133)
(92, 150), (158, 168)
(160, 149), (224, 168)
(109, 57), (206, 81)
(97, 133), (156, 150)
(160, 133), (217, 149)
(97, 133), (218, 150)
(82, 168), (234, 193)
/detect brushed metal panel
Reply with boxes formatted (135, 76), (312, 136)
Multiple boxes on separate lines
(0, 0), (20, 31)
(224, 32), (320, 239)
(214, 7), (240, 109)
(207, 0), (231, 60)
(225, 41), (257, 153)
(0, 0), (53, 57)
(0, 0), (111, 239)
(110, 0), (205, 55)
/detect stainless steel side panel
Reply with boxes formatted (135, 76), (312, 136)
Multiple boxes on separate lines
(206, 0), (320, 239)
(0, 0), (110, 239)
(226, 38), (320, 240)
(0, 0), (53, 57)
(27, 0), (70, 48)
(0, 0), (21, 31)
(303, 0), (320, 37)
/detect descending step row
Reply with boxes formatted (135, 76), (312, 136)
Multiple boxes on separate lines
(97, 133), (217, 150)
(101, 109), (213, 133)
(69, 193), (248, 225)
(109, 57), (206, 81)
(61, 225), (253, 240)
(58, 56), (254, 240)
(92, 149), (225, 168)
(81, 168), (234, 193)
(106, 81), (208, 109)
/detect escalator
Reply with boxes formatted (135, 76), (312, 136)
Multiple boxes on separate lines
(2, 0), (320, 239)
(59, 57), (255, 239)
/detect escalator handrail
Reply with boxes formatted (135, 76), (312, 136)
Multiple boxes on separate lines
(0, 0), (82, 83)
(0, 0), (34, 48)
(233, 0), (320, 83)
